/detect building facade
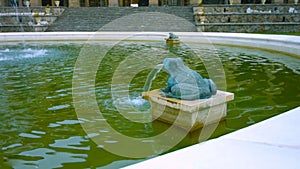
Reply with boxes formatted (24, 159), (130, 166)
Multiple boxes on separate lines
(0, 0), (291, 7)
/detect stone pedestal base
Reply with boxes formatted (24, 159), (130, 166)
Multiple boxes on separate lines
(230, 0), (241, 4)
(142, 90), (234, 131)
(149, 0), (158, 6)
(69, 0), (80, 7)
(33, 26), (48, 32)
(109, 0), (119, 7)
(166, 39), (180, 44)
(53, 8), (62, 15)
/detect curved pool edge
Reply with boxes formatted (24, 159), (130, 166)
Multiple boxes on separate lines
(1, 32), (299, 168)
(0, 32), (299, 58)
(123, 106), (300, 169)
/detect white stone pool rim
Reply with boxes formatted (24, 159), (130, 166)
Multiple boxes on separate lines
(124, 106), (300, 169)
(0, 32), (299, 58)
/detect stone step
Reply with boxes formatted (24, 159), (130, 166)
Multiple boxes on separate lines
(47, 6), (195, 32)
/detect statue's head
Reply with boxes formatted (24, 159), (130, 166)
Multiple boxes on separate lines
(163, 58), (184, 74)
(168, 33), (178, 39)
(208, 79), (217, 95)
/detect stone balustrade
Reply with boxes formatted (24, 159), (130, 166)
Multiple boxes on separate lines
(194, 4), (300, 14)
(0, 7), (65, 32)
(194, 4), (300, 32)
(195, 13), (300, 23)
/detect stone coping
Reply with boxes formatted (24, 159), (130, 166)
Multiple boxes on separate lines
(0, 32), (299, 57)
(0, 6), (66, 10)
(193, 4), (300, 7)
(0, 25), (48, 26)
(194, 12), (300, 15)
(0, 12), (36, 16)
(0, 14), (61, 17)
(196, 22), (300, 25)
(123, 106), (300, 169)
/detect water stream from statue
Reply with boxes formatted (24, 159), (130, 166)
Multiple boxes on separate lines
(143, 64), (164, 92)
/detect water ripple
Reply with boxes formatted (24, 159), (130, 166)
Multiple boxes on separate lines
(49, 136), (90, 151)
(8, 148), (87, 169)
(47, 104), (70, 111)
(1, 42), (299, 168)
(19, 133), (41, 139)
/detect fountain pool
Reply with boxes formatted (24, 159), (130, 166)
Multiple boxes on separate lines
(0, 32), (299, 168)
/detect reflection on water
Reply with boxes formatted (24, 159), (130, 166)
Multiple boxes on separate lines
(0, 42), (299, 168)
(50, 136), (90, 150)
(9, 148), (87, 169)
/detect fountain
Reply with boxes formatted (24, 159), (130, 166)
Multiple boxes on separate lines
(0, 32), (299, 167)
(142, 58), (234, 131)
(165, 33), (180, 44)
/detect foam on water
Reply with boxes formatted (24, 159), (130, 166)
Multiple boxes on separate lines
(0, 48), (47, 61)
(130, 96), (148, 106)
(113, 96), (149, 107)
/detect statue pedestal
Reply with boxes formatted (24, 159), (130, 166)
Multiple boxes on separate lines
(166, 38), (180, 44)
(142, 89), (234, 131)
(53, 8), (61, 15)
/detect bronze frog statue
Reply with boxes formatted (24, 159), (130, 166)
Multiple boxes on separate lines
(161, 58), (217, 100)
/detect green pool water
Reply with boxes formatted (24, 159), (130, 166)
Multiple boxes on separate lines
(0, 41), (299, 168)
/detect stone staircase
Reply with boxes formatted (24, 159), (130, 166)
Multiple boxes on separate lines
(2, 5), (299, 33)
(47, 6), (196, 32)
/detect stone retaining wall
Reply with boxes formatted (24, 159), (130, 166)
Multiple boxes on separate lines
(194, 4), (300, 32)
(196, 13), (299, 23)
(197, 23), (299, 32)
(194, 4), (300, 14)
